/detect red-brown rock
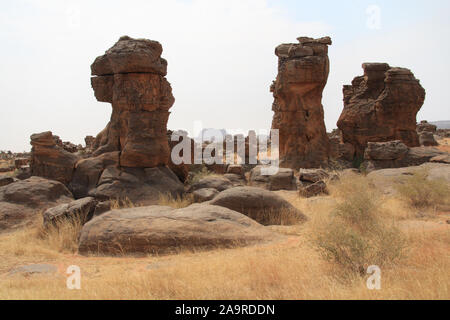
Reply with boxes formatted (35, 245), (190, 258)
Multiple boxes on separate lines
(90, 36), (174, 168)
(271, 36), (332, 169)
(337, 63), (425, 156)
(30, 131), (80, 185)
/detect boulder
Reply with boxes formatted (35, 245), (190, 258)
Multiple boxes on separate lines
(190, 176), (233, 192)
(299, 168), (329, 183)
(78, 204), (277, 255)
(227, 165), (244, 176)
(193, 188), (219, 203)
(91, 166), (184, 205)
(430, 154), (450, 164)
(0, 177), (74, 231)
(337, 63), (425, 156)
(223, 173), (247, 187)
(8, 264), (57, 277)
(249, 166), (297, 191)
(30, 131), (80, 185)
(0, 176), (15, 187)
(43, 197), (98, 228)
(419, 131), (439, 147)
(271, 36), (332, 169)
(299, 181), (328, 198)
(367, 163), (450, 195)
(417, 120), (437, 133)
(210, 186), (306, 225)
(364, 140), (409, 161)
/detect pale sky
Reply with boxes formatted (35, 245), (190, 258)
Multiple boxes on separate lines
(1, 0), (449, 151)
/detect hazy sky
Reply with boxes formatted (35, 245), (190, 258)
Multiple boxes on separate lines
(1, 0), (449, 151)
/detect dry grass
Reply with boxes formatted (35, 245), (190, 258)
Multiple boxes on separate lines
(0, 173), (448, 299)
(157, 193), (194, 209)
(396, 169), (450, 210)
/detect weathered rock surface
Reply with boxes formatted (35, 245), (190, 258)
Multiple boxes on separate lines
(419, 131), (438, 147)
(0, 176), (15, 187)
(210, 186), (306, 225)
(0, 177), (74, 231)
(271, 36), (332, 169)
(299, 168), (329, 183)
(363, 141), (446, 170)
(43, 197), (98, 228)
(78, 204), (277, 255)
(193, 188), (219, 203)
(92, 166), (184, 205)
(298, 168), (330, 197)
(337, 63), (425, 156)
(30, 131), (80, 185)
(417, 120), (437, 133)
(249, 166), (297, 191)
(299, 181), (328, 198)
(367, 163), (450, 195)
(223, 173), (247, 187)
(91, 36), (174, 168)
(190, 176), (233, 192)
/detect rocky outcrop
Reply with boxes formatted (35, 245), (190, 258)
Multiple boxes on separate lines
(0, 177), (74, 231)
(78, 204), (277, 255)
(418, 132), (438, 147)
(189, 176), (233, 193)
(210, 186), (306, 225)
(192, 188), (219, 203)
(30, 131), (80, 185)
(417, 121), (437, 133)
(90, 36), (174, 168)
(337, 63), (426, 156)
(249, 166), (297, 191)
(43, 197), (98, 228)
(271, 36), (332, 169)
(298, 169), (330, 197)
(367, 162), (450, 195)
(363, 140), (445, 170)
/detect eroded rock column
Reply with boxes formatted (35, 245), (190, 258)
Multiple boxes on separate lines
(271, 36), (332, 169)
(337, 63), (426, 156)
(90, 35), (174, 168)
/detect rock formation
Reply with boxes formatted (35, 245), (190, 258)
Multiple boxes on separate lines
(29, 36), (184, 204)
(337, 63), (426, 157)
(78, 204), (278, 255)
(271, 36), (332, 169)
(363, 140), (445, 170)
(30, 131), (80, 185)
(90, 35), (174, 167)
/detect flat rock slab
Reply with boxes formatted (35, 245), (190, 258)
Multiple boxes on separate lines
(78, 204), (278, 256)
(8, 264), (57, 277)
(368, 162), (450, 195)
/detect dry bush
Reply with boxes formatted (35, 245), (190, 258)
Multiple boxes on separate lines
(396, 169), (450, 209)
(36, 213), (85, 254)
(188, 166), (221, 185)
(246, 207), (306, 226)
(314, 175), (407, 276)
(158, 193), (194, 209)
(109, 197), (137, 210)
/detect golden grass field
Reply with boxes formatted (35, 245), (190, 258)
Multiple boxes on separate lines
(0, 168), (448, 300)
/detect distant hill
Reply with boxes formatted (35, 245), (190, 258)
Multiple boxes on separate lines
(430, 121), (450, 129)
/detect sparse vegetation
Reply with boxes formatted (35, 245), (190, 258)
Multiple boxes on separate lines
(158, 193), (194, 209)
(188, 165), (220, 185)
(313, 175), (407, 276)
(396, 169), (450, 209)
(0, 173), (448, 299)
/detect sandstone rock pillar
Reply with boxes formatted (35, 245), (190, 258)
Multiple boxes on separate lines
(90, 36), (175, 168)
(271, 36), (332, 169)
